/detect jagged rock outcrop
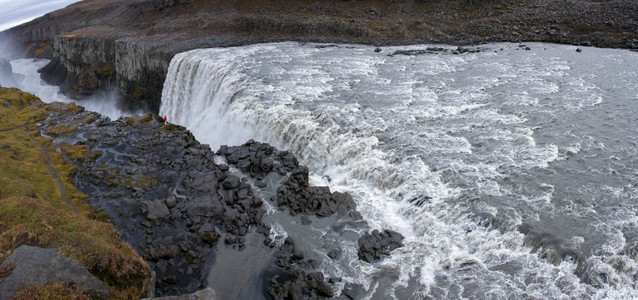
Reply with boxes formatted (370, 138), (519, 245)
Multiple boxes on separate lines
(358, 229), (405, 263)
(2, 0), (637, 111)
(217, 141), (357, 218)
(0, 245), (110, 300)
(36, 102), (388, 298)
(266, 237), (335, 299)
(40, 108), (269, 295)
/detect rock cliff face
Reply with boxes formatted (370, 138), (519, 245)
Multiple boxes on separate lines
(0, 58), (18, 88)
(1, 0), (637, 112)
(39, 34), (171, 111)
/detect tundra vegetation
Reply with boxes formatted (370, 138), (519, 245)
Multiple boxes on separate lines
(0, 87), (151, 299)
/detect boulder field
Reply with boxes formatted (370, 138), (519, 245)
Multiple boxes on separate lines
(34, 98), (403, 298)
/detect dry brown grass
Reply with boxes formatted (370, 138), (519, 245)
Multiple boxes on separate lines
(12, 282), (90, 300)
(0, 88), (151, 299)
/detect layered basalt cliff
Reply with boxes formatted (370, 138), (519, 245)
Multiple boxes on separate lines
(1, 0), (637, 111)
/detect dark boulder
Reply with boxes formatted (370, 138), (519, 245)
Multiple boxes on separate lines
(146, 199), (171, 221)
(0, 245), (110, 300)
(357, 229), (405, 263)
(267, 237), (335, 299)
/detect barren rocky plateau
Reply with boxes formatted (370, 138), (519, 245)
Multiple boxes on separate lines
(1, 0), (637, 111)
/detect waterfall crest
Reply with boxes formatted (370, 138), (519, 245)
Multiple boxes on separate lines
(160, 49), (255, 149)
(159, 42), (638, 299)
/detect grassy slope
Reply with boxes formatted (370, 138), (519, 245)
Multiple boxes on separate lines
(0, 87), (150, 299)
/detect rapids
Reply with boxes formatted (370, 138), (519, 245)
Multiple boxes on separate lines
(162, 42), (636, 298)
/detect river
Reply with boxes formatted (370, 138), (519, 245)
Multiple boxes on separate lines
(160, 42), (638, 299)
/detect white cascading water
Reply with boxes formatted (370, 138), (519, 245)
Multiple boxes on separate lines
(161, 42), (638, 298)
(8, 58), (134, 120)
(160, 52), (256, 146)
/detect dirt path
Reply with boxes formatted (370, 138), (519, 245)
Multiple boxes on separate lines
(23, 122), (78, 215)
(1, 112), (79, 214)
(0, 125), (24, 132)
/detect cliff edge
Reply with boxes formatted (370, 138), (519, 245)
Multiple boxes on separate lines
(1, 0), (637, 112)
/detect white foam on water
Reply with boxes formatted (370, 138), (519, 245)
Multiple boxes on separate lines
(161, 42), (638, 298)
(9, 58), (134, 120)
(9, 58), (71, 102)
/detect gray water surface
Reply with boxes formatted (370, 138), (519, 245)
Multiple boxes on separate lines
(160, 42), (638, 299)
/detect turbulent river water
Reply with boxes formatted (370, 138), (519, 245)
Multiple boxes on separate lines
(161, 42), (638, 299)
(7, 58), (132, 120)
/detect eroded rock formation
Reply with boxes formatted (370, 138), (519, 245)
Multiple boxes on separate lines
(2, 0), (637, 111)
(35, 102), (400, 298)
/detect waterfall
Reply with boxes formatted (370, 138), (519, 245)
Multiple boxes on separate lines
(159, 42), (638, 299)
(160, 49), (256, 149)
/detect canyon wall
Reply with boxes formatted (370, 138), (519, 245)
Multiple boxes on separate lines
(1, 0), (637, 112)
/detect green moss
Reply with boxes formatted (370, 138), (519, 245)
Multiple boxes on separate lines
(0, 197), (151, 299)
(106, 170), (120, 187)
(131, 86), (152, 99)
(96, 63), (116, 77)
(125, 113), (155, 127)
(161, 123), (180, 132)
(30, 43), (53, 58)
(81, 114), (97, 125)
(61, 144), (89, 161)
(0, 128), (65, 209)
(0, 88), (151, 298)
(12, 282), (90, 300)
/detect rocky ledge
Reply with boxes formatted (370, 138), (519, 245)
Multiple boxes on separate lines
(37, 101), (403, 298)
(1, 0), (637, 111)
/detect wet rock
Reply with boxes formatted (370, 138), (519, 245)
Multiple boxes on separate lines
(221, 175), (240, 190)
(140, 287), (217, 300)
(220, 140), (356, 219)
(36, 109), (236, 295)
(300, 215), (312, 225)
(519, 223), (582, 265)
(327, 248), (342, 260)
(198, 223), (219, 245)
(276, 178), (356, 217)
(339, 282), (364, 299)
(357, 229), (405, 263)
(146, 199), (171, 221)
(266, 237), (336, 299)
(165, 194), (177, 208)
(38, 108), (366, 298)
(306, 272), (333, 297)
(267, 269), (335, 300)
(0, 245), (109, 300)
